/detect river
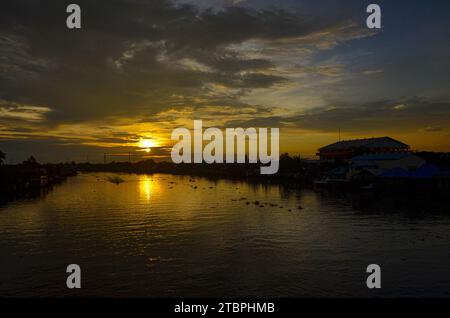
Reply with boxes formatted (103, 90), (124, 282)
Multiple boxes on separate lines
(1, 172), (449, 297)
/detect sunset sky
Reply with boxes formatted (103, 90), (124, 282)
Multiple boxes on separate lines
(1, 0), (450, 163)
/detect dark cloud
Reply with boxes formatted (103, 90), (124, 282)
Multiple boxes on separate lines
(305, 99), (450, 134)
(0, 0), (348, 124)
(228, 98), (450, 134)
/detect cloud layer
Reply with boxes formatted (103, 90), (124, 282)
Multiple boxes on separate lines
(1, 0), (450, 161)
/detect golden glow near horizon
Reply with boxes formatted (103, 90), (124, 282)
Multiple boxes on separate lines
(138, 138), (157, 153)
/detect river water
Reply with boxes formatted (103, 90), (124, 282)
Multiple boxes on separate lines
(1, 172), (449, 297)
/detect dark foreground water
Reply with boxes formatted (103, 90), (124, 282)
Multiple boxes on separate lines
(1, 173), (450, 297)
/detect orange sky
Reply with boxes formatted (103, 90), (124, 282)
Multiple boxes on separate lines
(1, 0), (449, 163)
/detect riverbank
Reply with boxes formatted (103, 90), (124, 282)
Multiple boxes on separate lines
(0, 164), (77, 204)
(75, 157), (325, 185)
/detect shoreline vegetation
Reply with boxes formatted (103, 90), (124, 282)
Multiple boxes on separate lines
(1, 152), (450, 211)
(0, 156), (77, 204)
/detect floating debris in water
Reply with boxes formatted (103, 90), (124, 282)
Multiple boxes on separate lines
(107, 176), (124, 184)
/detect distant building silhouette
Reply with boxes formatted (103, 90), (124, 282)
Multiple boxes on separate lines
(317, 137), (410, 161)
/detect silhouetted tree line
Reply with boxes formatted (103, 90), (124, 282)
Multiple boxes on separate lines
(0, 151), (77, 203)
(75, 153), (340, 183)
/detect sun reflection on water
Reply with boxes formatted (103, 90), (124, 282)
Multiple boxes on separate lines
(138, 175), (160, 201)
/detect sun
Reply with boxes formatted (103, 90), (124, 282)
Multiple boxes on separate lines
(138, 138), (156, 152)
